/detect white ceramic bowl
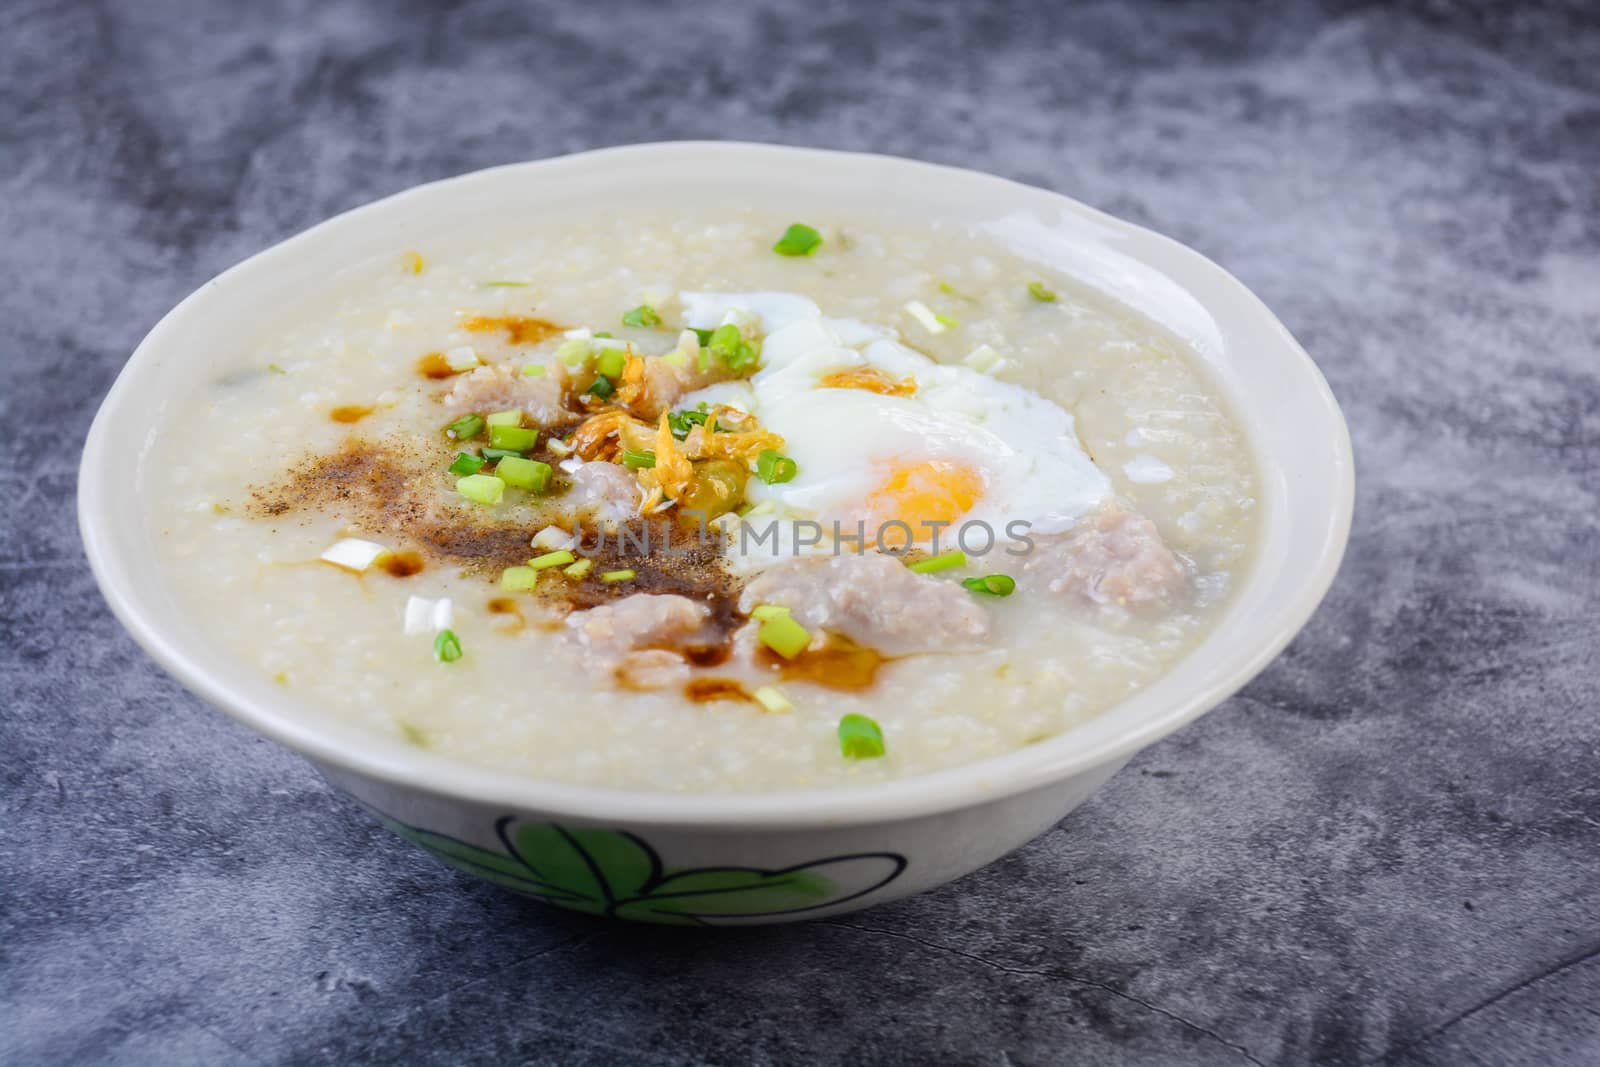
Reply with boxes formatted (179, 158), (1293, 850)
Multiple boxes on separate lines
(79, 143), (1353, 924)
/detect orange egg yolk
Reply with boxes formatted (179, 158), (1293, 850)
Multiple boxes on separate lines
(864, 460), (985, 547)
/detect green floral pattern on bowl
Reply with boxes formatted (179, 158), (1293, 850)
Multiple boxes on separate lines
(378, 813), (908, 924)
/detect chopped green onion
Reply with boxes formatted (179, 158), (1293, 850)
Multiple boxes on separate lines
(528, 549), (576, 570)
(751, 603), (790, 622)
(557, 338), (591, 365)
(563, 558), (593, 579)
(448, 452), (485, 476)
(621, 305), (661, 328)
(486, 410), (522, 428)
(319, 537), (389, 573)
(667, 404), (711, 439)
(753, 685), (793, 714)
(904, 300), (948, 334)
(479, 446), (525, 462)
(690, 327), (714, 346)
(594, 331), (613, 339)
(660, 350), (689, 368)
(595, 348), (627, 380)
(938, 280), (975, 301)
(600, 568), (636, 583)
(267, 362), (286, 375)
(433, 629), (463, 663)
(962, 574), (1017, 597)
(586, 376), (615, 399)
(499, 565), (539, 592)
(488, 424), (538, 451)
(1028, 281), (1058, 303)
(443, 346), (481, 372)
(531, 525), (574, 550)
(934, 312), (960, 329)
(521, 363), (546, 377)
(758, 613), (811, 659)
(621, 448), (657, 469)
(444, 413), (484, 441)
(756, 449), (798, 485)
(484, 280), (531, 287)
(496, 455), (552, 492)
(963, 344), (1009, 375)
(709, 323), (760, 371)
(772, 223), (823, 257)
(909, 550), (967, 574)
(837, 714), (886, 759)
(456, 474), (505, 505)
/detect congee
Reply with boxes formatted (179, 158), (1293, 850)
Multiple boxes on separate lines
(151, 210), (1258, 792)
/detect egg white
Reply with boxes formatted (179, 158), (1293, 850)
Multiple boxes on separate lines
(677, 292), (1112, 568)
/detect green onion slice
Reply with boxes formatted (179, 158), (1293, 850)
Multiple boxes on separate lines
(908, 550), (967, 574)
(496, 455), (551, 492)
(754, 685), (793, 714)
(500, 565), (539, 592)
(621, 305), (661, 328)
(587, 376), (615, 399)
(1028, 281), (1058, 303)
(750, 603), (790, 621)
(485, 410), (523, 428)
(621, 448), (657, 469)
(521, 363), (546, 377)
(488, 424), (538, 451)
(773, 223), (823, 257)
(444, 413), (484, 441)
(756, 449), (798, 485)
(528, 549), (576, 570)
(600, 568), (636, 583)
(837, 714), (886, 759)
(708, 323), (760, 371)
(448, 452), (485, 476)
(690, 327), (714, 346)
(962, 574), (1016, 597)
(667, 404), (711, 439)
(595, 348), (627, 379)
(433, 629), (463, 663)
(479, 446), (525, 462)
(758, 613), (811, 659)
(455, 473), (505, 505)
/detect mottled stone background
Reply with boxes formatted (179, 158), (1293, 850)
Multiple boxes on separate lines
(3, 1), (1598, 1064)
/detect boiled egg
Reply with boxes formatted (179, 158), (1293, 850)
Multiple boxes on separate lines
(678, 293), (1112, 566)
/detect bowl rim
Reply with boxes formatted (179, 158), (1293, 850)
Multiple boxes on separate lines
(79, 141), (1354, 829)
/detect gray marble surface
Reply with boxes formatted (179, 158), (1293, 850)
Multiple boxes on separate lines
(4, 1), (1598, 1064)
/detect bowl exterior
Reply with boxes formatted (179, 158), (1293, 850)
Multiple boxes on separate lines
(318, 759), (1127, 924)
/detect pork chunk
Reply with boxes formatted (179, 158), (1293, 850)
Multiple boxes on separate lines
(1021, 504), (1186, 611)
(563, 593), (712, 689)
(562, 461), (642, 525)
(738, 552), (991, 656)
(445, 362), (567, 424)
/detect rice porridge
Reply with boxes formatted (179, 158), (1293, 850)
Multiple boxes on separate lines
(150, 209), (1258, 793)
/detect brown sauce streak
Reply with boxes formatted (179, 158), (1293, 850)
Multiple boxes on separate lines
(684, 678), (755, 704)
(762, 633), (887, 690)
(487, 596), (526, 633)
(462, 315), (565, 345)
(330, 404), (376, 423)
(377, 550), (424, 577)
(417, 352), (459, 379)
